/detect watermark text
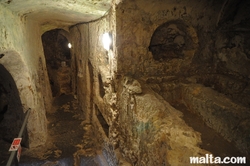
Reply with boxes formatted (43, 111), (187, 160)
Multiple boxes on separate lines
(190, 154), (247, 164)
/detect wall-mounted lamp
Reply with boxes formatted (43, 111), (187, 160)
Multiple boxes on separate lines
(102, 32), (112, 51)
(68, 43), (72, 48)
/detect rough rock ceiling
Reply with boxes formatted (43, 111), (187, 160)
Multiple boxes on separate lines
(0, 0), (112, 30)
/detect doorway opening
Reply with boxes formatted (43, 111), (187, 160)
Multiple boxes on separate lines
(42, 29), (72, 97)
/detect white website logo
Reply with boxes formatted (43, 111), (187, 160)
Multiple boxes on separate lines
(190, 154), (247, 164)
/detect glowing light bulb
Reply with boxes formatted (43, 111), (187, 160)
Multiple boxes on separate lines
(68, 43), (72, 48)
(102, 33), (111, 51)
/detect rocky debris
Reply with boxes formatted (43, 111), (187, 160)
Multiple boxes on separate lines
(123, 76), (142, 94)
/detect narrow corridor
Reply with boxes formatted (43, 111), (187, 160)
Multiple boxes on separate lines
(0, 94), (107, 166)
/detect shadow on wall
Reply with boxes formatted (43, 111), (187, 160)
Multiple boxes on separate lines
(42, 29), (72, 97)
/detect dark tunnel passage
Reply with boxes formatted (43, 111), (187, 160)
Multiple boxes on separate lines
(0, 64), (29, 157)
(42, 29), (72, 97)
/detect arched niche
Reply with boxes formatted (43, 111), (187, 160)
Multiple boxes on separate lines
(0, 50), (47, 148)
(149, 20), (198, 61)
(0, 51), (35, 111)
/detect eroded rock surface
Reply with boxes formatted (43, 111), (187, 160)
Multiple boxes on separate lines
(117, 77), (211, 166)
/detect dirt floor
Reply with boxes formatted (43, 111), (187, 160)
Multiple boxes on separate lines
(0, 94), (98, 166)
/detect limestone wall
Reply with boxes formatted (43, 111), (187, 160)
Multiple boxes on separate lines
(114, 0), (250, 164)
(59, 0), (250, 164)
(116, 77), (210, 165)
(115, 0), (250, 107)
(0, 4), (52, 147)
(115, 0), (219, 78)
(69, 2), (118, 164)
